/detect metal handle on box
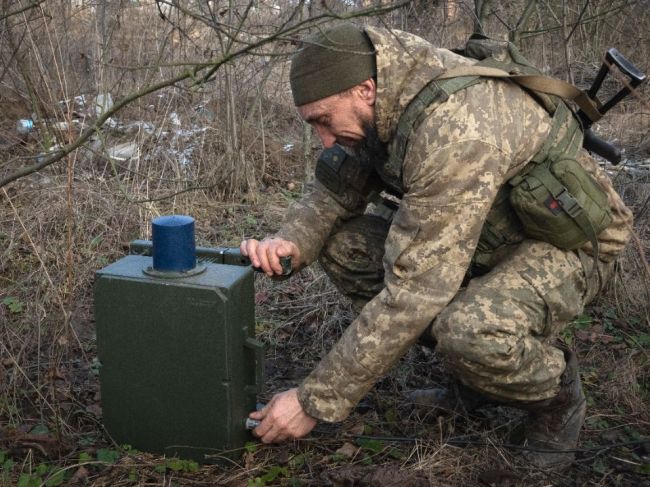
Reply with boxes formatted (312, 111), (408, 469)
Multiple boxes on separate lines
(244, 337), (265, 394)
(128, 239), (292, 275)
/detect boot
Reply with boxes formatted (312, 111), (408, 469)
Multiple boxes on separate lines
(515, 348), (586, 470)
(405, 380), (495, 415)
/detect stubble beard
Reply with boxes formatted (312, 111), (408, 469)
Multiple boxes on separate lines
(354, 120), (389, 171)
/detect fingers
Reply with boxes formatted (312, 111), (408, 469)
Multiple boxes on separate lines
(249, 399), (270, 421)
(256, 424), (286, 444)
(257, 242), (275, 277)
(253, 419), (273, 441)
(263, 239), (300, 275)
(240, 238), (260, 267)
(267, 242), (286, 276)
(239, 239), (255, 257)
(252, 405), (280, 443)
(240, 238), (300, 276)
(250, 402), (273, 441)
(240, 238), (269, 274)
(248, 389), (317, 444)
(254, 418), (285, 444)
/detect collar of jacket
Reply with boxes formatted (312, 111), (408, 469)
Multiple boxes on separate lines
(364, 26), (475, 144)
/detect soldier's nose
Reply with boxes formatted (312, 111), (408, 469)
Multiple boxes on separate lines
(315, 127), (336, 149)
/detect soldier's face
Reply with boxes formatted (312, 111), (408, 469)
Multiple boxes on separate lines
(297, 79), (376, 149)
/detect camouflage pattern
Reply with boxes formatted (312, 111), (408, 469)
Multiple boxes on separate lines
(276, 180), (363, 266)
(275, 27), (633, 422)
(318, 220), (613, 402)
(319, 215), (390, 313)
(432, 241), (614, 402)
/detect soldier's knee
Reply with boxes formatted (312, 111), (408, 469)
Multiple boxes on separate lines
(319, 215), (388, 301)
(432, 309), (525, 375)
(320, 216), (387, 277)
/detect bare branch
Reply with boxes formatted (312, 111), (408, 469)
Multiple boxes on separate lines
(521, 1), (636, 39)
(0, 1), (46, 23)
(565, 0), (591, 43)
(509, 0), (537, 45)
(0, 0), (413, 189)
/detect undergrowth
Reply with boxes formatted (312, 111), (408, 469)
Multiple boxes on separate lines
(1, 1), (649, 486)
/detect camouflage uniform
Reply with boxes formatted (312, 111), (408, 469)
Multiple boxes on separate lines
(275, 27), (633, 422)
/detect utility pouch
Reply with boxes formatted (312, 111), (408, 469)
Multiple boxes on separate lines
(315, 145), (377, 211)
(506, 98), (612, 257)
(509, 158), (612, 251)
(315, 145), (352, 195)
(384, 33), (621, 277)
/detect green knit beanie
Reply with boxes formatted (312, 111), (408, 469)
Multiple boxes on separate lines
(290, 23), (376, 106)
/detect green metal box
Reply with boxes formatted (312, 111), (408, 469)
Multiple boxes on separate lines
(94, 255), (262, 462)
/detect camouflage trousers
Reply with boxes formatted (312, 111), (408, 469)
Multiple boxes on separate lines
(319, 214), (613, 402)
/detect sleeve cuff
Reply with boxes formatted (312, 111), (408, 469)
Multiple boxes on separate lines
(297, 379), (352, 423)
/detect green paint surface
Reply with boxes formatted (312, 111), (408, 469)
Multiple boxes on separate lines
(95, 255), (261, 462)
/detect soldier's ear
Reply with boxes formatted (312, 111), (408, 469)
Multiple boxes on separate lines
(356, 78), (376, 106)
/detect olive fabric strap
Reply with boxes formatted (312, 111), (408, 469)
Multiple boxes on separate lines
(385, 62), (597, 191)
(434, 65), (603, 124)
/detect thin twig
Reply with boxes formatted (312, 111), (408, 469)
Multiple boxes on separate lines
(0, 0), (412, 189)
(565, 0), (591, 43)
(1, 187), (87, 361)
(0, 0), (46, 23)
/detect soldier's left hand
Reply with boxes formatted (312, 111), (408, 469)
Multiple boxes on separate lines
(249, 388), (317, 443)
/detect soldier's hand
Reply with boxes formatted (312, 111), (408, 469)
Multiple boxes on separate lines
(240, 237), (301, 277)
(249, 388), (317, 443)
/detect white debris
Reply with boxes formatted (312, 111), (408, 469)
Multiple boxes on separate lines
(169, 112), (182, 126)
(16, 119), (34, 134)
(194, 105), (215, 121)
(107, 141), (139, 162)
(120, 121), (155, 135)
(172, 126), (208, 138)
(36, 144), (62, 163)
(177, 146), (195, 166)
(95, 93), (114, 117)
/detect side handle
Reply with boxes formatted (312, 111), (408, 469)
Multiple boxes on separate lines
(244, 337), (265, 395)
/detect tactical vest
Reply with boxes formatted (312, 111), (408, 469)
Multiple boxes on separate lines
(379, 37), (612, 273)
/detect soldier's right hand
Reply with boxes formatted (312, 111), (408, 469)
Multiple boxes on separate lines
(240, 237), (301, 277)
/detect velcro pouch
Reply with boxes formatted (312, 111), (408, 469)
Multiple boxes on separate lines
(509, 158), (612, 250)
(315, 145), (375, 211)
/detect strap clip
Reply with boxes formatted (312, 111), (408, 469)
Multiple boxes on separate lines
(555, 188), (583, 218)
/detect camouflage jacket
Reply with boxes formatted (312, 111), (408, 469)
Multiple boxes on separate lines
(275, 27), (633, 422)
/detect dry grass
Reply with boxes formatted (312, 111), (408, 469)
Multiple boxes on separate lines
(1, 1), (649, 486)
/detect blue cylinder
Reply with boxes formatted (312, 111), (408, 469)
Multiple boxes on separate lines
(151, 215), (196, 272)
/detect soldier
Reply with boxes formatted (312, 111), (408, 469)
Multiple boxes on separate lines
(240, 23), (632, 469)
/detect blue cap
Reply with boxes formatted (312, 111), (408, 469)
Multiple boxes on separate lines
(151, 215), (196, 272)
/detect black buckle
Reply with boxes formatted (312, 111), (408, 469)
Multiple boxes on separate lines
(554, 189), (583, 218)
